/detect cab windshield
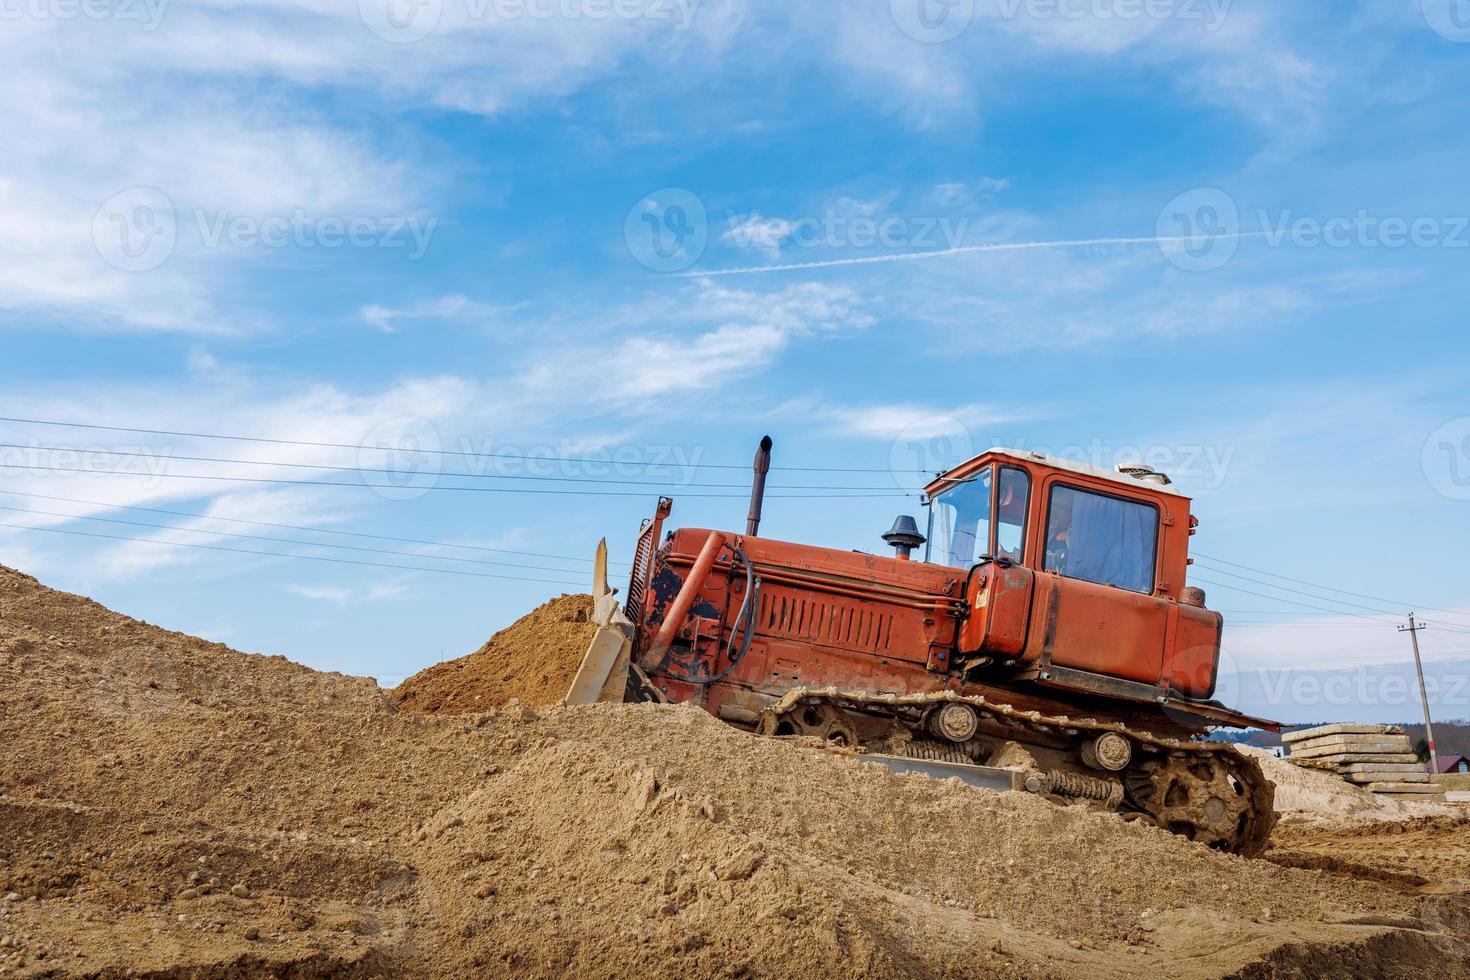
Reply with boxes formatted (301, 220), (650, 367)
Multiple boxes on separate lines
(928, 467), (990, 569)
(927, 464), (1031, 569)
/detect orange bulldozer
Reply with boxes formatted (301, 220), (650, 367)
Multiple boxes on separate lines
(568, 437), (1277, 856)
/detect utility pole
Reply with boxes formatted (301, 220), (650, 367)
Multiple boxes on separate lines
(1398, 614), (1439, 776)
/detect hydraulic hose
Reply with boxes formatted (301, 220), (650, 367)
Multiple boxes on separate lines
(659, 545), (759, 687)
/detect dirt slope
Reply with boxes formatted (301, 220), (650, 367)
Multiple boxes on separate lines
(2, 564), (1469, 978)
(390, 592), (595, 713)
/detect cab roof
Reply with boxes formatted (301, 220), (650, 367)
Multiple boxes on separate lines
(924, 447), (1191, 500)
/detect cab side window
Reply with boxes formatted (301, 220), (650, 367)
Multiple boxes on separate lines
(1044, 485), (1158, 594)
(995, 467), (1030, 562)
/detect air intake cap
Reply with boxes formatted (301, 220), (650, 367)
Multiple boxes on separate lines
(883, 515), (926, 560)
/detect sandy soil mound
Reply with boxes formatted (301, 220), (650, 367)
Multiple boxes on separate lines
(391, 594), (595, 713)
(3, 563), (1470, 978)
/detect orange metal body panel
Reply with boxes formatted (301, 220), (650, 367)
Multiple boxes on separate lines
(1165, 605), (1224, 699)
(1023, 574), (1167, 683)
(958, 563), (1033, 658)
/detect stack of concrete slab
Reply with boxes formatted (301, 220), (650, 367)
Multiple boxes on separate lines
(1282, 724), (1446, 801)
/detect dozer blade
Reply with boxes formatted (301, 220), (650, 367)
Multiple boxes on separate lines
(860, 755), (1028, 794)
(564, 538), (636, 706)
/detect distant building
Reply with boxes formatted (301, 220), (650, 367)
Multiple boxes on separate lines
(1438, 754), (1469, 775)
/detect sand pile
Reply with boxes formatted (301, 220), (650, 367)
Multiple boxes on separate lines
(391, 594), (595, 713)
(3, 563), (1470, 978)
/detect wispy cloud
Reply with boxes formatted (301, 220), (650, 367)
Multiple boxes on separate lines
(359, 295), (518, 333)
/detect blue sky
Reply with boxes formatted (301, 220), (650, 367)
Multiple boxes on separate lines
(4, 0), (1470, 724)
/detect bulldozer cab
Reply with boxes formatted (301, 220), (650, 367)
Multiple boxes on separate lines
(926, 449), (1227, 705)
(923, 449), (1190, 600)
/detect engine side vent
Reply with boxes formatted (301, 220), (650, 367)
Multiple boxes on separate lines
(758, 590), (893, 652)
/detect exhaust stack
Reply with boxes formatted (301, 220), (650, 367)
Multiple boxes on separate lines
(746, 435), (773, 537)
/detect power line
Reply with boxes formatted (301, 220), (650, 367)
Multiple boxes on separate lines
(0, 520), (588, 586)
(1195, 552), (1470, 625)
(0, 503), (602, 577)
(1197, 564), (1470, 638)
(3, 460), (911, 498)
(0, 441), (903, 492)
(1192, 564), (1406, 618)
(0, 488), (623, 567)
(1190, 575), (1402, 625)
(0, 415), (932, 474)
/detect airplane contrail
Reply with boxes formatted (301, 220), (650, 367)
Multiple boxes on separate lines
(674, 231), (1271, 277)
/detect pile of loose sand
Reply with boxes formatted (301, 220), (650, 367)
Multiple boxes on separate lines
(391, 594), (595, 713)
(2, 563), (1469, 978)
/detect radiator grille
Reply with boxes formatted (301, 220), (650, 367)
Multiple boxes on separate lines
(759, 591), (893, 652)
(624, 524), (657, 620)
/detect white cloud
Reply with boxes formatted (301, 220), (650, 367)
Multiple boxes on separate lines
(518, 279), (874, 407)
(286, 584), (353, 603)
(286, 580), (409, 604)
(823, 403), (1021, 441)
(722, 214), (796, 258)
(361, 295), (468, 332)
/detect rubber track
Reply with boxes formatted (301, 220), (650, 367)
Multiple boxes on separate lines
(762, 686), (1278, 857)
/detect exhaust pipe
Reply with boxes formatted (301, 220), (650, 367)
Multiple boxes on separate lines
(746, 435), (773, 537)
